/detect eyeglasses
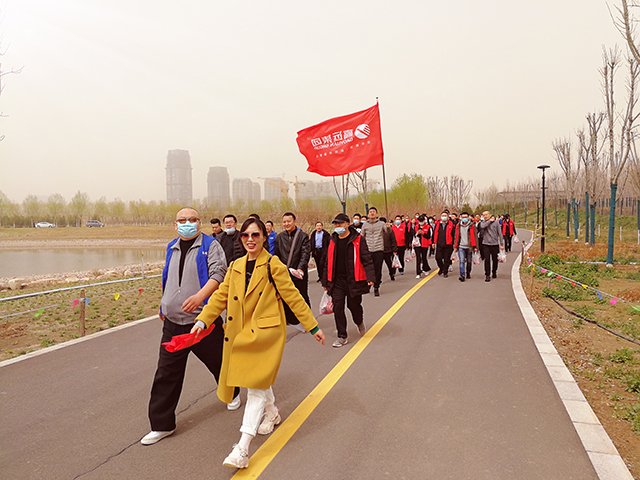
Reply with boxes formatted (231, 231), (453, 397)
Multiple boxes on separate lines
(240, 232), (262, 240)
(176, 217), (199, 224)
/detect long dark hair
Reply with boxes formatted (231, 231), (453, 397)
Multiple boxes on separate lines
(238, 217), (270, 250)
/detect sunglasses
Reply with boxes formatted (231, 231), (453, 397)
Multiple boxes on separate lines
(176, 217), (199, 224)
(240, 232), (262, 240)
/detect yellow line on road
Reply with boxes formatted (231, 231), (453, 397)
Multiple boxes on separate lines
(232, 269), (438, 479)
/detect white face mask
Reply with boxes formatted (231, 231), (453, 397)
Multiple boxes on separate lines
(441, 216), (448, 222)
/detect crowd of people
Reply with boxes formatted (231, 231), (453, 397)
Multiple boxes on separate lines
(141, 205), (517, 469)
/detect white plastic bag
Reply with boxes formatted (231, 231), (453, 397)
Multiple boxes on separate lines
(391, 254), (402, 269)
(319, 291), (333, 315)
(472, 251), (481, 265)
(411, 236), (420, 247)
(513, 234), (520, 244)
(411, 247), (416, 258)
(498, 251), (507, 263)
(404, 249), (412, 263)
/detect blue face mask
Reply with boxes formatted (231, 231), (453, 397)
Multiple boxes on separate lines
(225, 227), (236, 234)
(461, 218), (470, 225)
(419, 221), (425, 226)
(429, 220), (434, 225)
(334, 227), (346, 235)
(177, 222), (199, 238)
(395, 220), (401, 225)
(353, 219), (360, 225)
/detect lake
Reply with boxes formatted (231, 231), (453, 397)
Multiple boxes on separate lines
(0, 248), (166, 278)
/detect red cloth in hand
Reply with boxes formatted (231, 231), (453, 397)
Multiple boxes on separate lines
(162, 324), (215, 352)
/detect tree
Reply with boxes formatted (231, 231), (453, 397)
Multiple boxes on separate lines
(0, 190), (13, 227)
(552, 136), (580, 237)
(69, 191), (91, 226)
(389, 173), (428, 211)
(0, 21), (23, 142)
(22, 194), (41, 226)
(46, 193), (66, 226)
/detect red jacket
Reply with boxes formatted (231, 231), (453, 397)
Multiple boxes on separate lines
(432, 220), (454, 246)
(502, 220), (515, 236)
(392, 223), (406, 247)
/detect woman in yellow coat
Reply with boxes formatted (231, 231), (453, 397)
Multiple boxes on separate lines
(192, 217), (325, 469)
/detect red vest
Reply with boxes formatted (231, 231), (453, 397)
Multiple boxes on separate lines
(413, 223), (431, 248)
(433, 220), (454, 246)
(326, 235), (367, 282)
(502, 220), (514, 236)
(392, 223), (406, 246)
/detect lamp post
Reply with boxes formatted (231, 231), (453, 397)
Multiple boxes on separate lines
(538, 165), (550, 253)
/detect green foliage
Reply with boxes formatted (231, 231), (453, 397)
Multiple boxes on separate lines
(624, 372), (640, 394)
(388, 173), (428, 209)
(592, 352), (603, 367)
(626, 272), (640, 282)
(542, 283), (586, 301)
(622, 403), (640, 433)
(536, 254), (564, 270)
(608, 348), (636, 364)
(573, 305), (595, 319)
(40, 338), (55, 348)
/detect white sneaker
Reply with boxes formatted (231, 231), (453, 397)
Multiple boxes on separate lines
(223, 444), (249, 469)
(416, 274), (421, 279)
(227, 395), (241, 411)
(258, 408), (281, 435)
(332, 337), (348, 348)
(141, 429), (175, 445)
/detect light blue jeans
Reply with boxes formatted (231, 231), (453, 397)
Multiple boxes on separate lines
(458, 247), (473, 277)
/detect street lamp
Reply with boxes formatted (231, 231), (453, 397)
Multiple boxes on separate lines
(538, 165), (550, 252)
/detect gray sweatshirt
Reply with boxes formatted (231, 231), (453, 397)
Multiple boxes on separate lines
(478, 219), (505, 247)
(160, 234), (228, 325)
(361, 219), (386, 252)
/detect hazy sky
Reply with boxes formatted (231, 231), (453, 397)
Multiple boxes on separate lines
(0, 0), (628, 204)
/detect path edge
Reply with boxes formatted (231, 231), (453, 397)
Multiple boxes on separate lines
(511, 252), (634, 480)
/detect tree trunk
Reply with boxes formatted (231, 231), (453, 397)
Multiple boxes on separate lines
(585, 192), (590, 243)
(607, 184), (618, 265)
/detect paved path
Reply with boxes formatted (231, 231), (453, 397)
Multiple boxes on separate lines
(0, 235), (631, 479)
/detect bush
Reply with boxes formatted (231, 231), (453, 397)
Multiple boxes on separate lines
(542, 283), (586, 301)
(624, 371), (640, 394)
(536, 254), (564, 270)
(609, 348), (636, 364)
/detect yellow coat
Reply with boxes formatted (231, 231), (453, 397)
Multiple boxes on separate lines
(195, 249), (318, 403)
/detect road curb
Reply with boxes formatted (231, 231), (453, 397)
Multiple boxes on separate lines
(511, 252), (634, 480)
(0, 315), (159, 369)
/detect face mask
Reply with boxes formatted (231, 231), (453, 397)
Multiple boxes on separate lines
(395, 220), (401, 225)
(441, 216), (448, 222)
(353, 219), (360, 225)
(334, 227), (346, 235)
(461, 218), (470, 225)
(419, 221), (425, 226)
(429, 220), (434, 225)
(225, 227), (236, 234)
(361, 220), (367, 224)
(178, 222), (198, 238)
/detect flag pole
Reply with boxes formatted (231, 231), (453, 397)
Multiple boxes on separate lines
(377, 97), (389, 219)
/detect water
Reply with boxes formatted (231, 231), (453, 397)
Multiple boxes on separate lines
(0, 248), (166, 278)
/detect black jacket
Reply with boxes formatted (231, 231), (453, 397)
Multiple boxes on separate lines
(382, 227), (398, 254)
(322, 227), (375, 297)
(218, 230), (245, 266)
(310, 229), (331, 252)
(274, 227), (311, 272)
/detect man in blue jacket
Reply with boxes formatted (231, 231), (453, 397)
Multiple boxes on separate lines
(142, 207), (239, 445)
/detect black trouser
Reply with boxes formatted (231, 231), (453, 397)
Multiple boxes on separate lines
(435, 244), (454, 273)
(415, 246), (430, 275)
(396, 246), (406, 273)
(283, 274), (310, 325)
(383, 252), (395, 279)
(148, 317), (239, 431)
(370, 251), (384, 288)
(332, 275), (363, 339)
(312, 248), (326, 281)
(504, 235), (512, 252)
(482, 244), (499, 277)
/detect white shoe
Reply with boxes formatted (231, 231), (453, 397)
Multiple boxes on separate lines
(141, 429), (175, 445)
(258, 408), (282, 435)
(227, 395), (241, 411)
(416, 274), (421, 279)
(223, 444), (249, 469)
(332, 337), (348, 348)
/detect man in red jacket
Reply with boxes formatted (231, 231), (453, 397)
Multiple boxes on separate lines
(322, 213), (375, 348)
(502, 214), (517, 253)
(432, 211), (455, 278)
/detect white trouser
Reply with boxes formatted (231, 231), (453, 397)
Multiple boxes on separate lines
(240, 387), (275, 436)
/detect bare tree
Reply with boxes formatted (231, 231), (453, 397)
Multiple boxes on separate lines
(0, 16), (24, 142)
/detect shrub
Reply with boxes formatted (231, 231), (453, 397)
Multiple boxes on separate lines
(608, 348), (636, 364)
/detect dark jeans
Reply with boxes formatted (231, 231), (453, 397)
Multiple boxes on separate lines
(283, 274), (310, 325)
(458, 247), (473, 277)
(504, 235), (512, 252)
(415, 246), (430, 275)
(370, 251), (384, 288)
(383, 252), (395, 279)
(435, 244), (454, 274)
(482, 244), (499, 277)
(332, 275), (363, 339)
(396, 246), (406, 273)
(149, 317), (239, 431)
(312, 248), (326, 281)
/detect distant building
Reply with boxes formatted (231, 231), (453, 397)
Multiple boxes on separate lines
(315, 180), (335, 198)
(264, 177), (288, 201)
(166, 149), (192, 205)
(252, 182), (261, 203)
(233, 178), (253, 203)
(297, 180), (316, 199)
(207, 166), (230, 207)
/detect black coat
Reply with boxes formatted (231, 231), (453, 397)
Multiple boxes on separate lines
(322, 227), (375, 297)
(274, 228), (311, 272)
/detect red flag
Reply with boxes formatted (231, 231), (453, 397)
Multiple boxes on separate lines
(297, 104), (384, 177)
(162, 323), (216, 352)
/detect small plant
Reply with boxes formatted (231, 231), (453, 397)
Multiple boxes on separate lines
(574, 305), (595, 320)
(608, 348), (636, 364)
(107, 319), (120, 328)
(40, 338), (55, 348)
(624, 371), (640, 394)
(571, 318), (584, 329)
(622, 403), (640, 433)
(592, 352), (603, 367)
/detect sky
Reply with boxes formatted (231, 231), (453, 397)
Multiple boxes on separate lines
(0, 0), (629, 204)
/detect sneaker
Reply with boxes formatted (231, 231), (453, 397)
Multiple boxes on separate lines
(466, 273), (471, 279)
(390, 276), (395, 281)
(485, 275), (491, 282)
(438, 270), (443, 276)
(223, 444), (249, 469)
(374, 288), (380, 297)
(357, 321), (366, 337)
(141, 430), (175, 445)
(400, 270), (404, 275)
(227, 395), (241, 411)
(443, 272), (448, 278)
(492, 272), (497, 278)
(459, 275), (465, 282)
(416, 274), (421, 279)
(258, 409), (281, 435)
(332, 337), (348, 348)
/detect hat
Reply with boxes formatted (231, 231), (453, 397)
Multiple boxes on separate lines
(332, 213), (350, 224)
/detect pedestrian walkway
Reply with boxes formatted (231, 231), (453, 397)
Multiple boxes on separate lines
(0, 233), (632, 479)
